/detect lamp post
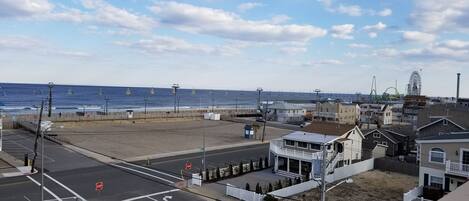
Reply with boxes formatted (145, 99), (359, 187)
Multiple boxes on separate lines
(256, 88), (263, 111)
(47, 82), (54, 117)
(172, 84), (180, 113)
(104, 97), (110, 115)
(144, 96), (148, 115)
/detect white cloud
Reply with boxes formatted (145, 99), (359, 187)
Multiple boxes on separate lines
(410, 0), (469, 33)
(81, 0), (155, 32)
(368, 32), (377, 38)
(377, 8), (392, 17)
(363, 22), (387, 31)
(270, 14), (291, 24)
(348, 43), (371, 48)
(337, 4), (362, 16)
(0, 0), (53, 17)
(0, 35), (91, 58)
(439, 40), (469, 49)
(330, 24), (354, 40)
(280, 46), (307, 55)
(150, 1), (327, 43)
(402, 31), (436, 44)
(303, 59), (343, 66)
(237, 2), (262, 12)
(115, 36), (244, 56)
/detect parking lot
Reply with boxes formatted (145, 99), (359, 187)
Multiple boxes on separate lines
(48, 119), (292, 161)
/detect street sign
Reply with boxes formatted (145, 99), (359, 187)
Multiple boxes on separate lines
(96, 181), (104, 191)
(184, 162), (192, 170)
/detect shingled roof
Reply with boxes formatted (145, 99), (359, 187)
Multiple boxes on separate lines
(303, 122), (355, 136)
(417, 104), (469, 129)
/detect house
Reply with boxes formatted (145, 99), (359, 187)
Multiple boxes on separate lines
(266, 101), (306, 123)
(269, 122), (364, 179)
(457, 98), (469, 108)
(360, 103), (393, 126)
(415, 133), (469, 196)
(403, 95), (427, 122)
(416, 104), (469, 139)
(313, 101), (359, 125)
(362, 125), (415, 156)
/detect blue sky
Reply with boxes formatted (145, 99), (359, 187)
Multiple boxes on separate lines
(0, 0), (468, 97)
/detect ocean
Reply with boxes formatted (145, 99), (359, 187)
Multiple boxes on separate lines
(0, 83), (364, 114)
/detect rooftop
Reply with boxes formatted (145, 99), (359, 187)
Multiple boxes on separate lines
(416, 132), (469, 142)
(303, 122), (355, 136)
(417, 104), (469, 128)
(282, 131), (339, 144)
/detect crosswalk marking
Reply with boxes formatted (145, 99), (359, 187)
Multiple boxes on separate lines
(26, 176), (62, 201)
(44, 173), (86, 201)
(110, 163), (175, 184)
(122, 189), (180, 201)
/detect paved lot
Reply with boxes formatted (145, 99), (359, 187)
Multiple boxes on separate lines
(49, 119), (291, 160)
(289, 170), (418, 201)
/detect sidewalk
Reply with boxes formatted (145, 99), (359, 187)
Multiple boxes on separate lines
(0, 151), (36, 178)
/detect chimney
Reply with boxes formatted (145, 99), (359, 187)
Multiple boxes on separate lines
(457, 73), (461, 102)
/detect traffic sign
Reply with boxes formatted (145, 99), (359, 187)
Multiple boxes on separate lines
(184, 162), (192, 170)
(96, 181), (104, 191)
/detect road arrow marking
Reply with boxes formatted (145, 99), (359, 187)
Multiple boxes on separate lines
(163, 195), (173, 201)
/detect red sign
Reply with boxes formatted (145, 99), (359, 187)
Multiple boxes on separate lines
(96, 181), (104, 191)
(185, 162), (192, 170)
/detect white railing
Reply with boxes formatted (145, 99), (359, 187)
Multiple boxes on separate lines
(327, 153), (343, 173)
(445, 161), (469, 177)
(270, 140), (322, 161)
(226, 184), (265, 201)
(403, 186), (423, 201)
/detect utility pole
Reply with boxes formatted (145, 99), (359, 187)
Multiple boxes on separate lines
(144, 96), (148, 115)
(47, 82), (54, 117)
(30, 101), (44, 200)
(104, 97), (110, 115)
(0, 111), (3, 152)
(261, 95), (269, 142)
(256, 88), (263, 111)
(320, 142), (328, 201)
(172, 84), (180, 113)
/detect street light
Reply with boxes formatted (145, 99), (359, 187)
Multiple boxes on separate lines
(256, 87), (263, 111)
(172, 84), (180, 113)
(47, 82), (54, 117)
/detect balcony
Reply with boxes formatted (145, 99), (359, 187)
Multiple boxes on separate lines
(269, 139), (322, 161)
(445, 161), (469, 178)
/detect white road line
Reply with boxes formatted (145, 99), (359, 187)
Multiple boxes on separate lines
(44, 173), (87, 201)
(26, 176), (62, 201)
(122, 162), (183, 181)
(146, 197), (158, 201)
(122, 189), (179, 201)
(110, 163), (175, 184)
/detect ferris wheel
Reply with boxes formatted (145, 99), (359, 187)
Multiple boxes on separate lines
(407, 71), (422, 96)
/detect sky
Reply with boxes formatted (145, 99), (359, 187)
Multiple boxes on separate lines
(0, 0), (468, 97)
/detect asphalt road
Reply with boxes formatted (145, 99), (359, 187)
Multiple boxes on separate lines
(0, 130), (270, 201)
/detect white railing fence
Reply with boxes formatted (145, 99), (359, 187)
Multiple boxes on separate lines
(446, 161), (469, 177)
(226, 184), (265, 201)
(269, 139), (322, 161)
(403, 186), (423, 201)
(191, 173), (202, 186)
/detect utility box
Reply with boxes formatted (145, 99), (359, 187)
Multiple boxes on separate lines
(244, 125), (254, 139)
(204, 112), (213, 120)
(203, 113), (220, 120)
(126, 110), (134, 119)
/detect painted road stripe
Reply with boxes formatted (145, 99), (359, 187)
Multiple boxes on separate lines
(44, 173), (86, 201)
(122, 189), (180, 201)
(122, 162), (183, 181)
(26, 176), (62, 201)
(110, 163), (175, 184)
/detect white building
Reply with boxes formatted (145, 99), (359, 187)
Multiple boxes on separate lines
(269, 122), (364, 179)
(360, 103), (393, 126)
(267, 101), (306, 123)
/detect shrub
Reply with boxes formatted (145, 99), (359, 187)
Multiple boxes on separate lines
(264, 194), (278, 201)
(216, 167), (221, 180)
(259, 157), (264, 169)
(239, 162), (244, 175)
(228, 164), (233, 177)
(205, 168), (209, 181)
(268, 183), (273, 192)
(245, 183), (250, 191)
(264, 156), (268, 168)
(250, 160), (254, 172)
(255, 183), (262, 194)
(287, 178), (292, 187)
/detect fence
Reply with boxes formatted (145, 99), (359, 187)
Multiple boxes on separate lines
(374, 157), (419, 176)
(226, 184), (265, 201)
(403, 186), (423, 201)
(0, 108), (257, 129)
(268, 158), (375, 198)
(191, 173), (202, 186)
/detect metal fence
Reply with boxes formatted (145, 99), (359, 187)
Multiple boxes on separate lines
(374, 157), (419, 176)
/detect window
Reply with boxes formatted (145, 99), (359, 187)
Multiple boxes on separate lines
(373, 133), (381, 138)
(298, 141), (308, 148)
(443, 119), (448, 125)
(310, 143), (321, 150)
(429, 148), (445, 163)
(285, 140), (295, 146)
(381, 141), (387, 146)
(430, 176), (443, 189)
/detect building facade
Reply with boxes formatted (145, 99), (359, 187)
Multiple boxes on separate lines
(416, 133), (469, 193)
(313, 102), (359, 125)
(360, 103), (393, 126)
(266, 101), (306, 123)
(269, 123), (364, 179)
